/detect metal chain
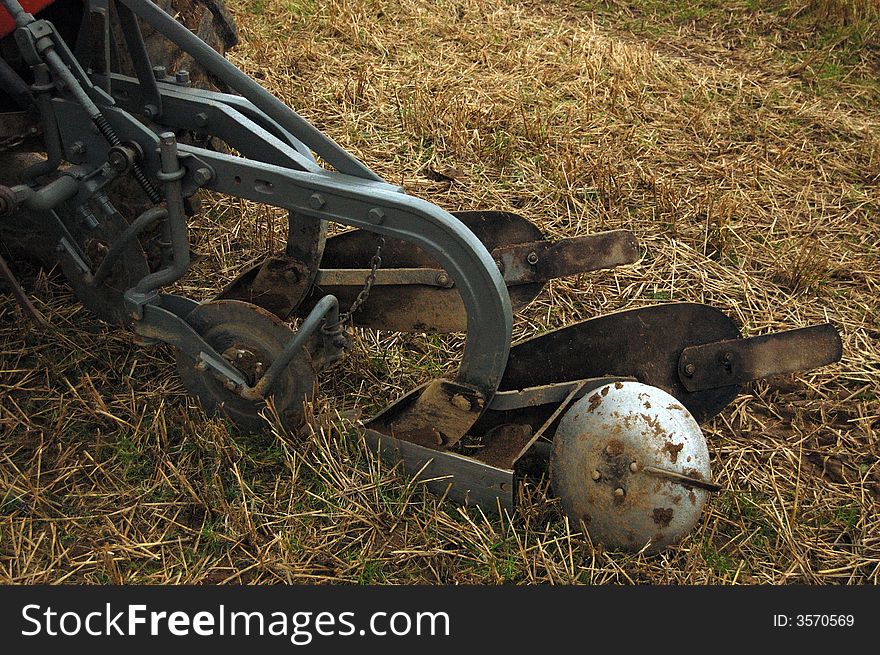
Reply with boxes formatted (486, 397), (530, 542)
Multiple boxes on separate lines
(330, 234), (385, 328)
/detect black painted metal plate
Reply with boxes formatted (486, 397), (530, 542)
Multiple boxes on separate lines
(500, 303), (742, 423)
(678, 323), (842, 392)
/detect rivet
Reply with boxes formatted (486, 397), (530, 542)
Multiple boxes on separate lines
(591, 470), (601, 481)
(683, 363), (696, 377)
(527, 251), (539, 265)
(614, 487), (625, 498)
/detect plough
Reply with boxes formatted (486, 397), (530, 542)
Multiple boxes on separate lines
(0, 0), (842, 551)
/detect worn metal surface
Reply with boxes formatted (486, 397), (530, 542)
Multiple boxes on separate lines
(299, 210), (541, 332)
(301, 215), (638, 332)
(551, 381), (713, 553)
(362, 428), (514, 511)
(175, 299), (317, 432)
(315, 266), (452, 288)
(475, 377), (631, 469)
(678, 324), (842, 392)
(475, 381), (586, 469)
(493, 230), (638, 285)
(366, 378), (485, 450)
(488, 377), (627, 412)
(501, 303), (742, 423)
(60, 200), (150, 326)
(216, 255), (311, 318)
(217, 212), (326, 319)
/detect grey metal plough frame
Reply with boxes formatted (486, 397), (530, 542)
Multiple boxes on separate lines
(4, 0), (514, 401)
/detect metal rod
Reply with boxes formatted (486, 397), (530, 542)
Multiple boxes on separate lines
(512, 380), (587, 463)
(132, 133), (188, 294)
(118, 0), (384, 182)
(0, 250), (50, 327)
(642, 466), (722, 493)
(23, 65), (63, 180)
(0, 0), (33, 27)
(91, 206), (167, 285)
(15, 174), (79, 211)
(241, 294), (339, 401)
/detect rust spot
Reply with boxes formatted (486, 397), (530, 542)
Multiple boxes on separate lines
(605, 439), (625, 457)
(614, 381), (624, 390)
(587, 393), (602, 412)
(652, 507), (674, 527)
(601, 386), (609, 397)
(644, 400), (652, 409)
(450, 393), (471, 411)
(666, 403), (684, 411)
(664, 441), (684, 463)
(673, 495), (682, 505)
(688, 490), (697, 505)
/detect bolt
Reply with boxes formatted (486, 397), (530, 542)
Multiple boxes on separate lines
(630, 461), (639, 473)
(614, 487), (626, 498)
(107, 149), (129, 173)
(194, 112), (208, 128)
(436, 272), (450, 286)
(152, 65), (167, 80)
(70, 141), (86, 157)
(143, 104), (158, 120)
(175, 69), (191, 86)
(309, 193), (326, 210)
(720, 351), (733, 364)
(195, 360), (208, 372)
(223, 379), (238, 392)
(368, 207), (385, 225)
(527, 251), (539, 265)
(254, 362), (265, 376)
(683, 363), (696, 377)
(192, 167), (214, 187)
(591, 470), (601, 481)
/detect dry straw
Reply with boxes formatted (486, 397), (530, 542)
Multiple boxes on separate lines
(0, 0), (877, 583)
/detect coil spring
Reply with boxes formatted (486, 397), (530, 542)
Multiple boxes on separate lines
(93, 114), (162, 204)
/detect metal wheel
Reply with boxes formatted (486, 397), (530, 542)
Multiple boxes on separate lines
(550, 381), (715, 553)
(176, 300), (317, 433)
